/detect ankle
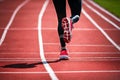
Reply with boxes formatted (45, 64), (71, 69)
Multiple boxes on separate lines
(61, 47), (67, 51)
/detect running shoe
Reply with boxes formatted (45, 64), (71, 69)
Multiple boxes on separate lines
(62, 17), (73, 43)
(59, 50), (69, 60)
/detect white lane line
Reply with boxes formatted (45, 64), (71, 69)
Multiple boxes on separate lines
(83, 1), (120, 30)
(38, 0), (58, 80)
(0, 57), (120, 61)
(0, 57), (120, 59)
(0, 27), (118, 31)
(0, 70), (120, 74)
(44, 52), (120, 54)
(0, 28), (38, 30)
(82, 9), (120, 51)
(0, 0), (4, 2)
(0, 0), (30, 46)
(41, 28), (117, 31)
(88, 0), (120, 22)
(43, 43), (114, 47)
(0, 52), (120, 54)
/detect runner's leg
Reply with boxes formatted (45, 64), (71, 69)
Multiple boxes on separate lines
(68, 0), (82, 23)
(52, 0), (66, 50)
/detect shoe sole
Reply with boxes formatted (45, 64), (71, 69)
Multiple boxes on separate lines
(62, 17), (72, 43)
(59, 55), (69, 60)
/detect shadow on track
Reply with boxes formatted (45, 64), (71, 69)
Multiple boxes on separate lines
(1, 59), (62, 69)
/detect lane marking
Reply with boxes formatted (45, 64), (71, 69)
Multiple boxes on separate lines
(0, 28), (38, 30)
(0, 57), (120, 61)
(82, 9), (120, 51)
(37, 0), (58, 80)
(0, 0), (30, 46)
(0, 27), (118, 31)
(41, 28), (118, 31)
(88, 0), (120, 22)
(43, 43), (114, 47)
(0, 0), (4, 2)
(83, 1), (120, 30)
(0, 57), (120, 59)
(0, 70), (120, 74)
(0, 52), (120, 54)
(44, 52), (120, 54)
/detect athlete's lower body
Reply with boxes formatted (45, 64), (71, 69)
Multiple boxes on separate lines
(52, 0), (82, 60)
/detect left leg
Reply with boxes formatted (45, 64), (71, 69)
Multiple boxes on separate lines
(68, 0), (82, 23)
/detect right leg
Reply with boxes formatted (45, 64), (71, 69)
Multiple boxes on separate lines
(52, 0), (66, 50)
(53, 0), (69, 60)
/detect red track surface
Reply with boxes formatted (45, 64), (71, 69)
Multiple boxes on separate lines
(0, 0), (120, 80)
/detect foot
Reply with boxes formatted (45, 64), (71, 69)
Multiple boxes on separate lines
(59, 50), (69, 60)
(62, 17), (73, 43)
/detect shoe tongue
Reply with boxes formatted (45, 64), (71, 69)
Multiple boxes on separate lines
(61, 47), (66, 51)
(61, 50), (66, 53)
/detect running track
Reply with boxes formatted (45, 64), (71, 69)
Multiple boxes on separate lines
(0, 0), (120, 80)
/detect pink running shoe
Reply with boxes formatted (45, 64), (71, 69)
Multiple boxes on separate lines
(59, 50), (69, 60)
(62, 17), (73, 43)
